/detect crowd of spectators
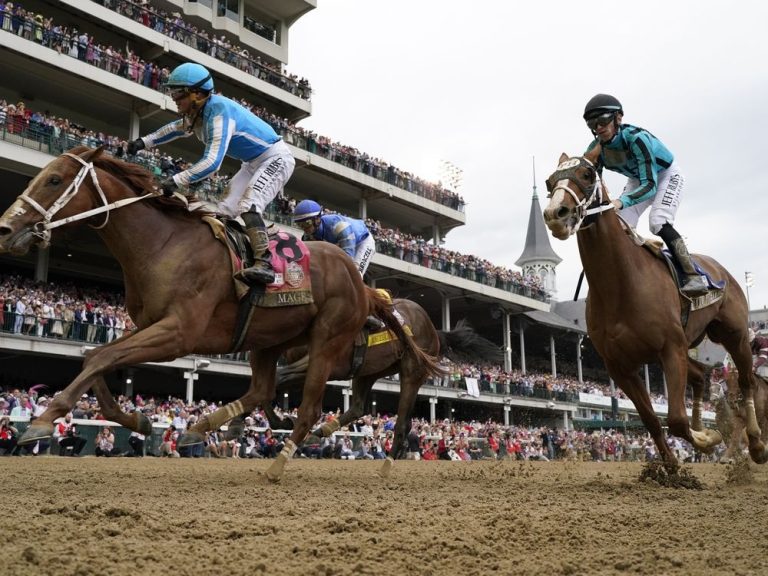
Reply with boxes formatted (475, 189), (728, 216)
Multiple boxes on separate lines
(0, 0), (309, 99)
(0, 4), (464, 211)
(0, 98), (542, 298)
(0, 386), (727, 464)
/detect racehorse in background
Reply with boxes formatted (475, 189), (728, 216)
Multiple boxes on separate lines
(0, 146), (438, 481)
(542, 151), (767, 469)
(269, 300), (502, 476)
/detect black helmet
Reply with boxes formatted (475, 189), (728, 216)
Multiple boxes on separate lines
(583, 94), (623, 120)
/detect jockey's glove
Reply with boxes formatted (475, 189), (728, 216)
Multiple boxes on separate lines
(160, 177), (178, 197)
(126, 138), (145, 155)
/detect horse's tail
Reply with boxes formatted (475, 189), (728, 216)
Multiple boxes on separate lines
(438, 319), (503, 365)
(366, 287), (445, 378)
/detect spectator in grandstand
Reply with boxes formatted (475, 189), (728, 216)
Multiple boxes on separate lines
(406, 423), (421, 460)
(94, 426), (119, 457)
(293, 199), (382, 329)
(582, 93), (707, 297)
(54, 412), (87, 456)
(159, 424), (180, 457)
(0, 415), (19, 455)
(749, 329), (768, 373)
(126, 62), (295, 287)
(127, 428), (145, 457)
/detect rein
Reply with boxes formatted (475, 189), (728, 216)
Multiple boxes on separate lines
(18, 152), (157, 245)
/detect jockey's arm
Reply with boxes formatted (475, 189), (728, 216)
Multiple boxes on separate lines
(173, 112), (234, 187)
(140, 119), (192, 149)
(330, 219), (356, 258)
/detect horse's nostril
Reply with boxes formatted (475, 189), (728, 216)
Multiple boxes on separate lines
(0, 225), (12, 237)
(556, 207), (570, 219)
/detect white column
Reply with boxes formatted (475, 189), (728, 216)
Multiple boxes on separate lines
(429, 397), (438, 423)
(503, 313), (512, 372)
(183, 370), (198, 405)
(34, 247), (49, 283)
(129, 108), (141, 139)
(662, 372), (668, 399)
(342, 387), (352, 412)
(359, 198), (368, 220)
(644, 364), (651, 394)
(562, 410), (570, 431)
(432, 223), (442, 245)
(503, 404), (511, 426)
(550, 334), (557, 377)
(441, 295), (451, 331)
(577, 335), (584, 384)
(519, 327), (526, 375)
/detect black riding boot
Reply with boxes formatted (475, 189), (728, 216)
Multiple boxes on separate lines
(658, 223), (708, 297)
(365, 315), (386, 331)
(234, 208), (275, 285)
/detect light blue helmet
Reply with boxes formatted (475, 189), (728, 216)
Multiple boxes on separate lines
(293, 199), (323, 222)
(165, 63), (214, 92)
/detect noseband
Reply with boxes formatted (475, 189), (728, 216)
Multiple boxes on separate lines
(17, 153), (155, 246)
(546, 156), (613, 233)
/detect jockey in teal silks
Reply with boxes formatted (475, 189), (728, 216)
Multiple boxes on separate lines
(583, 94), (707, 297)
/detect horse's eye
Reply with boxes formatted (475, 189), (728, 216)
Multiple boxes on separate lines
(48, 176), (62, 186)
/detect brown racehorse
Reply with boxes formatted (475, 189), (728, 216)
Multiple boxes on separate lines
(269, 300), (501, 476)
(542, 151), (767, 468)
(0, 146), (438, 481)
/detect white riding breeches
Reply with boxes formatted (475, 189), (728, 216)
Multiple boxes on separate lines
(217, 140), (295, 218)
(617, 161), (684, 234)
(354, 235), (376, 277)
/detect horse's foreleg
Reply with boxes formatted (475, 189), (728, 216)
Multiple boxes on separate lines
(687, 359), (706, 432)
(731, 350), (768, 463)
(21, 319), (191, 444)
(266, 353), (334, 482)
(664, 349), (720, 454)
(380, 366), (423, 479)
(313, 375), (373, 438)
(612, 367), (678, 467)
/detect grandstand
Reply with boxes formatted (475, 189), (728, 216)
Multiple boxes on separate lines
(0, 0), (709, 429)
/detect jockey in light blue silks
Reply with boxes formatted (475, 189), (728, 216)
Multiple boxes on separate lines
(127, 62), (295, 286)
(583, 93), (707, 297)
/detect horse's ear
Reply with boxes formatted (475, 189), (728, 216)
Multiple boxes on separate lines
(558, 153), (569, 164)
(79, 146), (106, 163)
(585, 145), (601, 165)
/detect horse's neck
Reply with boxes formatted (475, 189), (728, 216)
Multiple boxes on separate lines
(97, 199), (175, 273)
(577, 213), (642, 303)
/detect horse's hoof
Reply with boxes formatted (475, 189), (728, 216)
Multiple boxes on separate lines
(749, 444), (768, 465)
(136, 413), (153, 436)
(19, 423), (54, 445)
(226, 416), (246, 440)
(177, 431), (205, 447)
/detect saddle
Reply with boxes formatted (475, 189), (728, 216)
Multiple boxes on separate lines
(618, 217), (725, 320)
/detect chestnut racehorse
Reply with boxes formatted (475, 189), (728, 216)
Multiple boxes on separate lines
(271, 300), (501, 475)
(0, 146), (437, 480)
(542, 151), (767, 468)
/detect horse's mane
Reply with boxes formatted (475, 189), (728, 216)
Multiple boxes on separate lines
(68, 146), (156, 196)
(67, 146), (208, 217)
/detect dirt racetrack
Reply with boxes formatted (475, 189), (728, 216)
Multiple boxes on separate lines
(4, 457), (768, 576)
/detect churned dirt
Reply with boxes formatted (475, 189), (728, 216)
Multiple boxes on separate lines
(4, 457), (768, 576)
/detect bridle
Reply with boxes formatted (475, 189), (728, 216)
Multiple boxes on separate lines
(546, 156), (614, 233)
(17, 152), (156, 246)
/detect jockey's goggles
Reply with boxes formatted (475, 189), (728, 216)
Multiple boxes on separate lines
(166, 87), (191, 101)
(586, 112), (616, 131)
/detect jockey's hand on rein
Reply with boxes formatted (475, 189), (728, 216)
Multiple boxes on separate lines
(160, 178), (178, 197)
(126, 138), (145, 156)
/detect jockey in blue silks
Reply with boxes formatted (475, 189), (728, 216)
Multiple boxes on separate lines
(126, 62), (295, 286)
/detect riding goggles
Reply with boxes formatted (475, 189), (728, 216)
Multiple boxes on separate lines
(166, 87), (190, 101)
(586, 112), (616, 131)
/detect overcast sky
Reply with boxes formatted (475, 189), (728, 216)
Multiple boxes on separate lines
(289, 1), (768, 310)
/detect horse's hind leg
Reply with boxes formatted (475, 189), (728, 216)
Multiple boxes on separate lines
(313, 375), (375, 438)
(181, 349), (281, 446)
(91, 376), (152, 435)
(379, 363), (425, 478)
(687, 359), (707, 432)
